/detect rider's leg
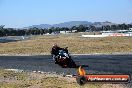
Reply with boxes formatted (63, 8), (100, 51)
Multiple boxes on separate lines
(53, 55), (58, 64)
(52, 55), (55, 61)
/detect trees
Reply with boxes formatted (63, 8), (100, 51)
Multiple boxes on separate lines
(89, 25), (96, 31)
(102, 25), (111, 31)
(17, 30), (26, 36)
(0, 25), (5, 30)
(127, 24), (132, 29)
(48, 28), (53, 34)
(78, 25), (87, 32)
(111, 25), (117, 30)
(70, 26), (78, 32)
(0, 23), (131, 37)
(0, 25), (5, 36)
(0, 30), (3, 36)
(121, 23), (128, 30)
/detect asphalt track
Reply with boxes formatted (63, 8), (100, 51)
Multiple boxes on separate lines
(0, 55), (132, 75)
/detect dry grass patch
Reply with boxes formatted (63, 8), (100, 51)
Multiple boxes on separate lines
(0, 34), (132, 55)
(0, 69), (127, 88)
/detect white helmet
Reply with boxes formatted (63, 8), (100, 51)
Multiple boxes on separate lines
(53, 43), (58, 47)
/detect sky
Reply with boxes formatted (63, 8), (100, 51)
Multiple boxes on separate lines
(0, 0), (132, 28)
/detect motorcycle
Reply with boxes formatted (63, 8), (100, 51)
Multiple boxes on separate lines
(55, 49), (77, 68)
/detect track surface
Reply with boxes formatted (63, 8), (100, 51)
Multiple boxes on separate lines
(0, 55), (132, 75)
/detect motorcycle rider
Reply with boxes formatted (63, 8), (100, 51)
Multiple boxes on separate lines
(51, 44), (76, 67)
(51, 44), (63, 63)
(64, 47), (68, 54)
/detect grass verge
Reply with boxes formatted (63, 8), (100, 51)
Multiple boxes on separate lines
(0, 69), (127, 88)
(0, 33), (132, 55)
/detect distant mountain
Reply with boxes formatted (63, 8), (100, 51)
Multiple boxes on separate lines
(27, 24), (52, 29)
(53, 21), (92, 28)
(93, 21), (116, 27)
(26, 21), (115, 29)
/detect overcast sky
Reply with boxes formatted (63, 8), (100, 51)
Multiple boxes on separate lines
(0, 0), (132, 28)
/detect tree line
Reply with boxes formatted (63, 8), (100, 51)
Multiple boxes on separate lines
(0, 23), (132, 37)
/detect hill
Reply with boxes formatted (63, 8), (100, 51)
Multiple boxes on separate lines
(26, 21), (115, 28)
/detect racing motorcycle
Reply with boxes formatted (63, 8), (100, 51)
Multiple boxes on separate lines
(55, 49), (77, 68)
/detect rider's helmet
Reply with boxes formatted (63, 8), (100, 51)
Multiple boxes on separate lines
(52, 43), (58, 48)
